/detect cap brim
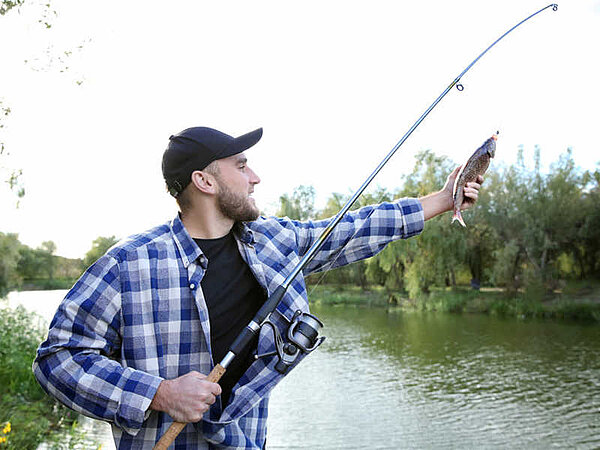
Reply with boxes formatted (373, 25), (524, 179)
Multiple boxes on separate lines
(219, 127), (263, 159)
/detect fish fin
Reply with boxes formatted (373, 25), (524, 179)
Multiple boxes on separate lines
(452, 210), (467, 227)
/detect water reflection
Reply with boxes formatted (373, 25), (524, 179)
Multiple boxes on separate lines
(268, 306), (600, 449)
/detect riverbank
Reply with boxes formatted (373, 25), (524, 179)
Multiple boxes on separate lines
(308, 281), (600, 322)
(0, 302), (91, 449)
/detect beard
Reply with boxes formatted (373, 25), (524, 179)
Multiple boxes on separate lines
(216, 183), (260, 222)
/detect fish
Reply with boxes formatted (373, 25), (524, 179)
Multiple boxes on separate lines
(452, 132), (498, 227)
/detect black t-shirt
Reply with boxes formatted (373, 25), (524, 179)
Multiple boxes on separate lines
(194, 231), (266, 407)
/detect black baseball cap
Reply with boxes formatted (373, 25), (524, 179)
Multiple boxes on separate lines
(162, 126), (263, 197)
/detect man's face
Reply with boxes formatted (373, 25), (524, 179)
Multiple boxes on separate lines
(213, 152), (261, 222)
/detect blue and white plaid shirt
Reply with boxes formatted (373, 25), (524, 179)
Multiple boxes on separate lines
(33, 198), (424, 449)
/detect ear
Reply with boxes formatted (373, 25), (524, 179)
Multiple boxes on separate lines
(190, 170), (217, 195)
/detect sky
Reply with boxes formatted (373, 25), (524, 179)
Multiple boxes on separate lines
(1, 0), (599, 259)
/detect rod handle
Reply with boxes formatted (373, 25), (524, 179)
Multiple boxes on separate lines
(152, 364), (226, 450)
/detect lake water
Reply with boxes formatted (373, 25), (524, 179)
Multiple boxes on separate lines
(7, 290), (600, 449)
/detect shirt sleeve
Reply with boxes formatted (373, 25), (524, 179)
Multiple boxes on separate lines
(290, 198), (424, 275)
(32, 254), (163, 436)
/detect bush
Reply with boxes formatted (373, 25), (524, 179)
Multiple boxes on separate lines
(0, 303), (82, 449)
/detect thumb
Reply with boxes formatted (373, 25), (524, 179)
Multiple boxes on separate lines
(444, 166), (461, 192)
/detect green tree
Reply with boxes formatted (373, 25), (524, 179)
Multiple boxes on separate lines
(483, 158), (528, 292)
(316, 192), (347, 220)
(0, 100), (24, 203)
(394, 150), (467, 296)
(276, 185), (316, 220)
(576, 167), (600, 277)
(0, 233), (22, 297)
(490, 240), (522, 293)
(16, 241), (81, 289)
(484, 147), (591, 295)
(0, 0), (24, 15)
(460, 162), (501, 286)
(54, 255), (84, 280)
(518, 148), (587, 292)
(39, 241), (57, 280)
(83, 236), (119, 268)
(309, 187), (395, 289)
(17, 246), (45, 281)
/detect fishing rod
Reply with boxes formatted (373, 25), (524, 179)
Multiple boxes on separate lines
(154, 4), (558, 448)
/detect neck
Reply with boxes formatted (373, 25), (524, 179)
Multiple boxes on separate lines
(181, 205), (234, 239)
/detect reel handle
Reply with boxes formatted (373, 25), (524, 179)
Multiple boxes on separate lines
(152, 364), (226, 450)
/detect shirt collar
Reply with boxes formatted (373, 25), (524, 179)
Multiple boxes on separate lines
(170, 215), (203, 268)
(171, 216), (256, 267)
(232, 221), (255, 245)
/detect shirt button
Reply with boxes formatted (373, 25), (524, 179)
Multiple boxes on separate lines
(190, 283), (196, 290)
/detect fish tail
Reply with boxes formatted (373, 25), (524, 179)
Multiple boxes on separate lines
(452, 209), (467, 227)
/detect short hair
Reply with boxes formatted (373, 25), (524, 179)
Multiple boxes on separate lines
(173, 160), (221, 213)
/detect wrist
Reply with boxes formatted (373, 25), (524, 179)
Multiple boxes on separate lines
(439, 189), (453, 212)
(150, 379), (171, 412)
(419, 190), (453, 221)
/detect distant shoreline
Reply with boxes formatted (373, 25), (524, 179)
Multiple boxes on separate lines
(7, 282), (600, 324)
(308, 284), (600, 322)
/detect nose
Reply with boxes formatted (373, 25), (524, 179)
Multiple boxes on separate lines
(248, 166), (261, 185)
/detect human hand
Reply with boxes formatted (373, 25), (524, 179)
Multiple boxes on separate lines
(442, 166), (484, 212)
(150, 371), (222, 423)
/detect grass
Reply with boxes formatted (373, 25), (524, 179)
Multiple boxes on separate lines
(0, 302), (93, 449)
(307, 281), (600, 322)
(307, 284), (390, 307)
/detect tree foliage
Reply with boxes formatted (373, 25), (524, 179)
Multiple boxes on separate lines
(0, 233), (22, 297)
(281, 146), (600, 300)
(83, 235), (119, 268)
(276, 185), (316, 221)
(0, 0), (24, 16)
(0, 235), (99, 297)
(0, 100), (24, 203)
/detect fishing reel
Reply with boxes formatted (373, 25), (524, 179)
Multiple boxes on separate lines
(255, 310), (325, 374)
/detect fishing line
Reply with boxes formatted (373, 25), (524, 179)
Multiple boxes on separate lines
(306, 3), (559, 295)
(154, 4), (558, 448)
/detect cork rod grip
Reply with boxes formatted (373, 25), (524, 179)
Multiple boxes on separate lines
(152, 364), (226, 450)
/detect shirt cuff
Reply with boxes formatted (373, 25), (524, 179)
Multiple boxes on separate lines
(397, 198), (425, 238)
(114, 369), (164, 436)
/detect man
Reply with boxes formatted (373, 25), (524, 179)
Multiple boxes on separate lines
(33, 126), (483, 449)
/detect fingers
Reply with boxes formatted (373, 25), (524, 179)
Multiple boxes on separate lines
(199, 392), (216, 407)
(210, 381), (222, 396)
(447, 166), (461, 184)
(189, 371), (221, 395)
(463, 188), (478, 201)
(461, 178), (484, 209)
(465, 182), (480, 193)
(160, 372), (223, 422)
(464, 176), (484, 196)
(463, 184), (479, 196)
(443, 166), (463, 197)
(188, 381), (220, 420)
